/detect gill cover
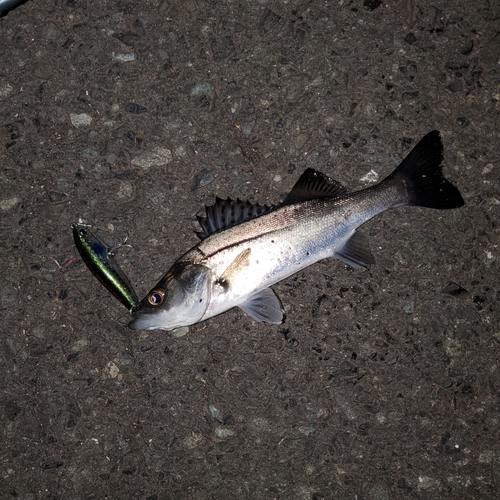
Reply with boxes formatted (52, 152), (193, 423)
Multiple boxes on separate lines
(128, 263), (212, 331)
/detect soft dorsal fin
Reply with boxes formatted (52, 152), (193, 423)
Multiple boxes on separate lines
(281, 168), (348, 205)
(196, 197), (274, 240)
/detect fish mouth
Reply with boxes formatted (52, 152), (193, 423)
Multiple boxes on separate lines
(128, 316), (159, 330)
(128, 318), (143, 330)
(128, 310), (175, 331)
(128, 313), (160, 330)
(128, 300), (153, 328)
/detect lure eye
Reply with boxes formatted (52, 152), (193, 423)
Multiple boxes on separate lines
(147, 288), (165, 306)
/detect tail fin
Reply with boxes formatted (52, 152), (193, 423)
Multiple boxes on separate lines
(386, 131), (465, 209)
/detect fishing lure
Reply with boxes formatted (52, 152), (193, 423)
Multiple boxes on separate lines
(72, 223), (139, 310)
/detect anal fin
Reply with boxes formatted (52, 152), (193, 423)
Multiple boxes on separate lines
(334, 231), (374, 269)
(239, 288), (284, 324)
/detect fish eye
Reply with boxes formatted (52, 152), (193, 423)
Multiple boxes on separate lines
(147, 288), (165, 306)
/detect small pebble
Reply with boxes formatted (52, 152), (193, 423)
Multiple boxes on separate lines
(70, 113), (92, 127)
(369, 484), (390, 500)
(404, 33), (417, 45)
(49, 191), (67, 203)
(4, 400), (21, 421)
(442, 282), (468, 296)
(240, 120), (255, 137)
(189, 81), (214, 96)
(131, 147), (172, 169)
(209, 404), (223, 423)
(0, 197), (20, 211)
(298, 424), (316, 437)
(192, 169), (218, 190)
(403, 302), (414, 314)
(139, 342), (154, 352)
(171, 326), (189, 337)
(125, 103), (147, 114)
(363, 0), (382, 11)
(360, 169), (379, 183)
(112, 52), (135, 62)
(0, 83), (13, 99)
(215, 427), (235, 438)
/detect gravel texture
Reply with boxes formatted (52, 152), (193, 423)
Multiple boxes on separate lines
(1, 1), (499, 499)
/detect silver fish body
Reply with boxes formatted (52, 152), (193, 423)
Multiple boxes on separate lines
(129, 131), (464, 331)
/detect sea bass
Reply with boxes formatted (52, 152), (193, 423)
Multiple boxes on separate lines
(129, 131), (464, 331)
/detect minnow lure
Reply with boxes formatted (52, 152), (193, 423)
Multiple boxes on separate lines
(72, 223), (139, 310)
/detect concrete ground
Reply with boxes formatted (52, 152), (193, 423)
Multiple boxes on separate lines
(1, 0), (499, 498)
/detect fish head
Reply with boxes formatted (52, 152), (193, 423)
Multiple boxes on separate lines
(128, 262), (212, 330)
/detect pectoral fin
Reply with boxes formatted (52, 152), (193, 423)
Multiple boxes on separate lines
(218, 248), (251, 289)
(334, 231), (374, 269)
(239, 288), (284, 324)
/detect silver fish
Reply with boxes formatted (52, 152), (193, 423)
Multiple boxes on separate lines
(129, 131), (464, 331)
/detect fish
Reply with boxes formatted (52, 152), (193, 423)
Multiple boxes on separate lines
(129, 130), (464, 331)
(72, 223), (139, 310)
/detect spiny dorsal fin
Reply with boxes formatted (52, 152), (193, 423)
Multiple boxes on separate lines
(281, 168), (348, 205)
(195, 169), (347, 240)
(196, 197), (274, 240)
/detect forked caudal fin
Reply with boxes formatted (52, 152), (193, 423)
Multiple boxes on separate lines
(386, 130), (465, 209)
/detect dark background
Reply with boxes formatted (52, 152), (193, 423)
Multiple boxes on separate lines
(1, 0), (499, 498)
